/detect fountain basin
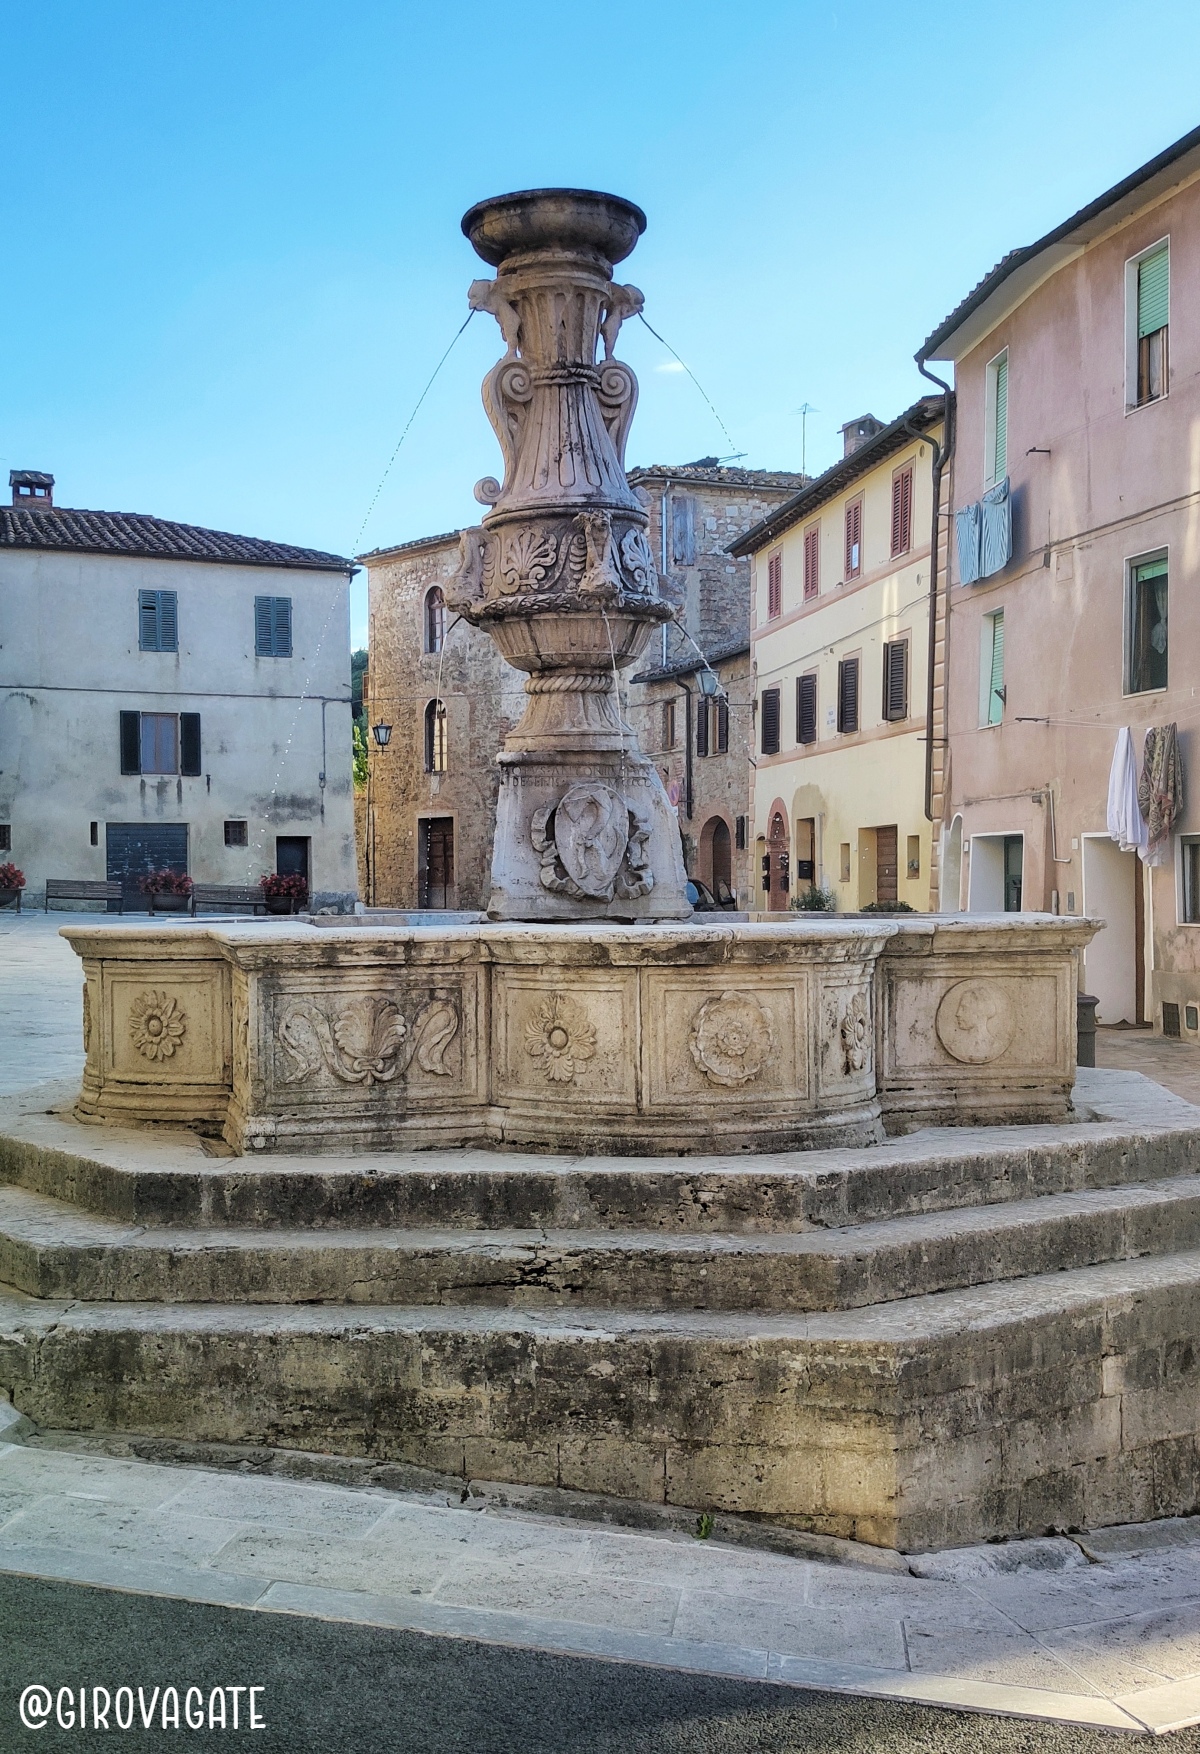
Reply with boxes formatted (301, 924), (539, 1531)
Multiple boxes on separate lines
(64, 915), (1096, 1156)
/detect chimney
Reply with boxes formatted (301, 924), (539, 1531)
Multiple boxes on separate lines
(10, 470), (54, 510)
(839, 416), (884, 459)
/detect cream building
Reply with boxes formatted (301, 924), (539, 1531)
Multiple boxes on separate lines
(0, 472), (358, 909)
(732, 400), (946, 912)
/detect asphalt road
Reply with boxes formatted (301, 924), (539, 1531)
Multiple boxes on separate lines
(1, 1574), (1195, 1753)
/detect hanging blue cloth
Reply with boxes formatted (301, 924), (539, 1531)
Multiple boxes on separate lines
(955, 500), (981, 585)
(981, 476), (1011, 578)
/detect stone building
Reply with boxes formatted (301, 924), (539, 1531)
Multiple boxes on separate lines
(360, 463), (804, 910)
(0, 471), (357, 909)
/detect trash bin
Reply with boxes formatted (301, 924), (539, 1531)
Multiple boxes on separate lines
(1077, 993), (1099, 1068)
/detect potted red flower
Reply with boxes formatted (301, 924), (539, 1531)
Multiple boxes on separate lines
(139, 867), (194, 914)
(261, 871), (309, 915)
(0, 863), (25, 911)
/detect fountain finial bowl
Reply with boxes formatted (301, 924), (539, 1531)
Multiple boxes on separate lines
(461, 187), (647, 270)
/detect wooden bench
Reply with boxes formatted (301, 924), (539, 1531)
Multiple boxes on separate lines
(44, 879), (124, 913)
(189, 883), (269, 916)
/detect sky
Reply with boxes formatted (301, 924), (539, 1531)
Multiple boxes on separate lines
(3, 1), (1200, 649)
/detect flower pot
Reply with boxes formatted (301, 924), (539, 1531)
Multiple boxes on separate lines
(0, 888), (21, 910)
(264, 896), (296, 915)
(148, 893), (191, 914)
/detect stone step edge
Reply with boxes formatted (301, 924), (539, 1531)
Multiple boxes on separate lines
(4, 1111), (1200, 1232)
(6, 1243), (1200, 1348)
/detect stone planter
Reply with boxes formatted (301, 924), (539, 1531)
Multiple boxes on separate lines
(264, 896), (299, 915)
(147, 893), (191, 914)
(0, 888), (22, 910)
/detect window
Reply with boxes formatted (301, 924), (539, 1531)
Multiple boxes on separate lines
(844, 499), (862, 579)
(767, 552), (782, 619)
(1128, 554), (1168, 694)
(882, 639), (909, 722)
(224, 820), (248, 848)
(890, 465), (913, 558)
(138, 589), (178, 653)
(837, 656), (859, 734)
(984, 349), (1008, 488)
(120, 710), (201, 777)
(0, 825), (9, 851)
(1128, 240), (1169, 408)
(803, 525), (820, 600)
(90, 821), (98, 847)
(1181, 837), (1200, 924)
(424, 698), (448, 772)
(662, 699), (676, 750)
(980, 610), (1005, 725)
(840, 842), (851, 883)
(735, 815), (747, 851)
(424, 587), (445, 655)
(760, 686), (781, 755)
(254, 595), (293, 657)
(907, 834), (921, 878)
(714, 695), (729, 754)
(671, 496), (696, 566)
(796, 672), (817, 745)
(695, 697), (709, 758)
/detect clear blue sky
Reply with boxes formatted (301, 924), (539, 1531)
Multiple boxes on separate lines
(3, 0), (1199, 648)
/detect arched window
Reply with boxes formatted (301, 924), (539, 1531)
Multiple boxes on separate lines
(424, 698), (448, 773)
(424, 587), (445, 655)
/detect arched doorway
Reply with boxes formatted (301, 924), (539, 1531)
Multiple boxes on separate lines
(767, 809), (790, 912)
(699, 816), (733, 902)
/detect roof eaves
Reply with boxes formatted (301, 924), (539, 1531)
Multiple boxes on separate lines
(632, 637), (750, 685)
(728, 398), (944, 557)
(357, 528), (464, 563)
(919, 123), (1200, 363)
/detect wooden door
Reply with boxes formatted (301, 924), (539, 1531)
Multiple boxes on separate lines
(875, 825), (898, 906)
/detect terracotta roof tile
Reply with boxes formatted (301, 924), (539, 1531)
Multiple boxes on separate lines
(0, 506), (353, 571)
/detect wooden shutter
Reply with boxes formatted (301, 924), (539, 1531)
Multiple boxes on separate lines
(120, 710), (141, 774)
(1138, 246), (1169, 337)
(180, 713), (202, 776)
(883, 640), (908, 720)
(767, 553), (782, 618)
(796, 672), (817, 744)
(159, 591), (178, 651)
(803, 526), (819, 600)
(274, 596), (293, 657)
(837, 657), (859, 733)
(844, 500), (862, 578)
(988, 612), (1005, 724)
(992, 354), (1008, 482)
(671, 497), (695, 566)
(695, 697), (709, 757)
(891, 467), (913, 557)
(761, 686), (781, 755)
(715, 696), (729, 753)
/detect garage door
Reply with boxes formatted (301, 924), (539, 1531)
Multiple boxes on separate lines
(106, 823), (189, 904)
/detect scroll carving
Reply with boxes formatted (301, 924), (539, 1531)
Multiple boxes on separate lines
(277, 993), (460, 1086)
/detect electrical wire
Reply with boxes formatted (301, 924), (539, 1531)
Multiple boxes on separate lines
(636, 314), (739, 458)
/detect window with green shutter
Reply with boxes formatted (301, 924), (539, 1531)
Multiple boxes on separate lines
(1136, 244), (1169, 405)
(138, 589), (178, 652)
(985, 350), (1008, 487)
(255, 595), (293, 657)
(986, 611), (1006, 725)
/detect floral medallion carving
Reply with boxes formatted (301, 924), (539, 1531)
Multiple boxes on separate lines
(689, 992), (773, 1087)
(840, 991), (870, 1075)
(129, 990), (187, 1062)
(935, 979), (1017, 1065)
(531, 783), (654, 903)
(277, 993), (460, 1086)
(523, 993), (597, 1085)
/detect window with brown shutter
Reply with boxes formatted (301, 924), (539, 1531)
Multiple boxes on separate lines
(882, 639), (908, 721)
(890, 466), (913, 558)
(761, 686), (781, 755)
(803, 526), (819, 600)
(695, 697), (709, 758)
(796, 672), (817, 745)
(844, 499), (862, 580)
(714, 696), (729, 753)
(767, 552), (782, 619)
(837, 657), (859, 734)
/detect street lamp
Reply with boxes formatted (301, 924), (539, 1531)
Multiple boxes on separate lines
(371, 722), (393, 748)
(697, 667), (721, 699)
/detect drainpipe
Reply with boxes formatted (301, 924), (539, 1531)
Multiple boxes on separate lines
(675, 679), (694, 822)
(907, 362), (956, 823)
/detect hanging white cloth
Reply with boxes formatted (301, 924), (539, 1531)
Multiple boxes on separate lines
(1107, 726), (1148, 853)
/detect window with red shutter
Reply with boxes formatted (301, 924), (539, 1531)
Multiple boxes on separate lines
(796, 672), (817, 745)
(837, 657), (860, 734)
(891, 466), (913, 558)
(767, 552), (782, 618)
(844, 500), (862, 579)
(761, 687), (781, 754)
(803, 526), (819, 600)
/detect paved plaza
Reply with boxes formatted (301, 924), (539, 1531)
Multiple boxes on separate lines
(6, 909), (1200, 1737)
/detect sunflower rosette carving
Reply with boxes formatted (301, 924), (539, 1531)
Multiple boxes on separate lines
(523, 993), (598, 1085)
(129, 991), (187, 1062)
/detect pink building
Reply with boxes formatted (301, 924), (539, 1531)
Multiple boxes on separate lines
(920, 124), (1200, 1033)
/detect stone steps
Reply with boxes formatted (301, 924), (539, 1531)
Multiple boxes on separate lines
(5, 1243), (1200, 1551)
(6, 1176), (1200, 1313)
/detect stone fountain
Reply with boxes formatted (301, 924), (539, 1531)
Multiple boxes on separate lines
(22, 194), (1193, 1560)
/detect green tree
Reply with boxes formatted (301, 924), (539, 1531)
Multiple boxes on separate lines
(352, 717), (369, 788)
